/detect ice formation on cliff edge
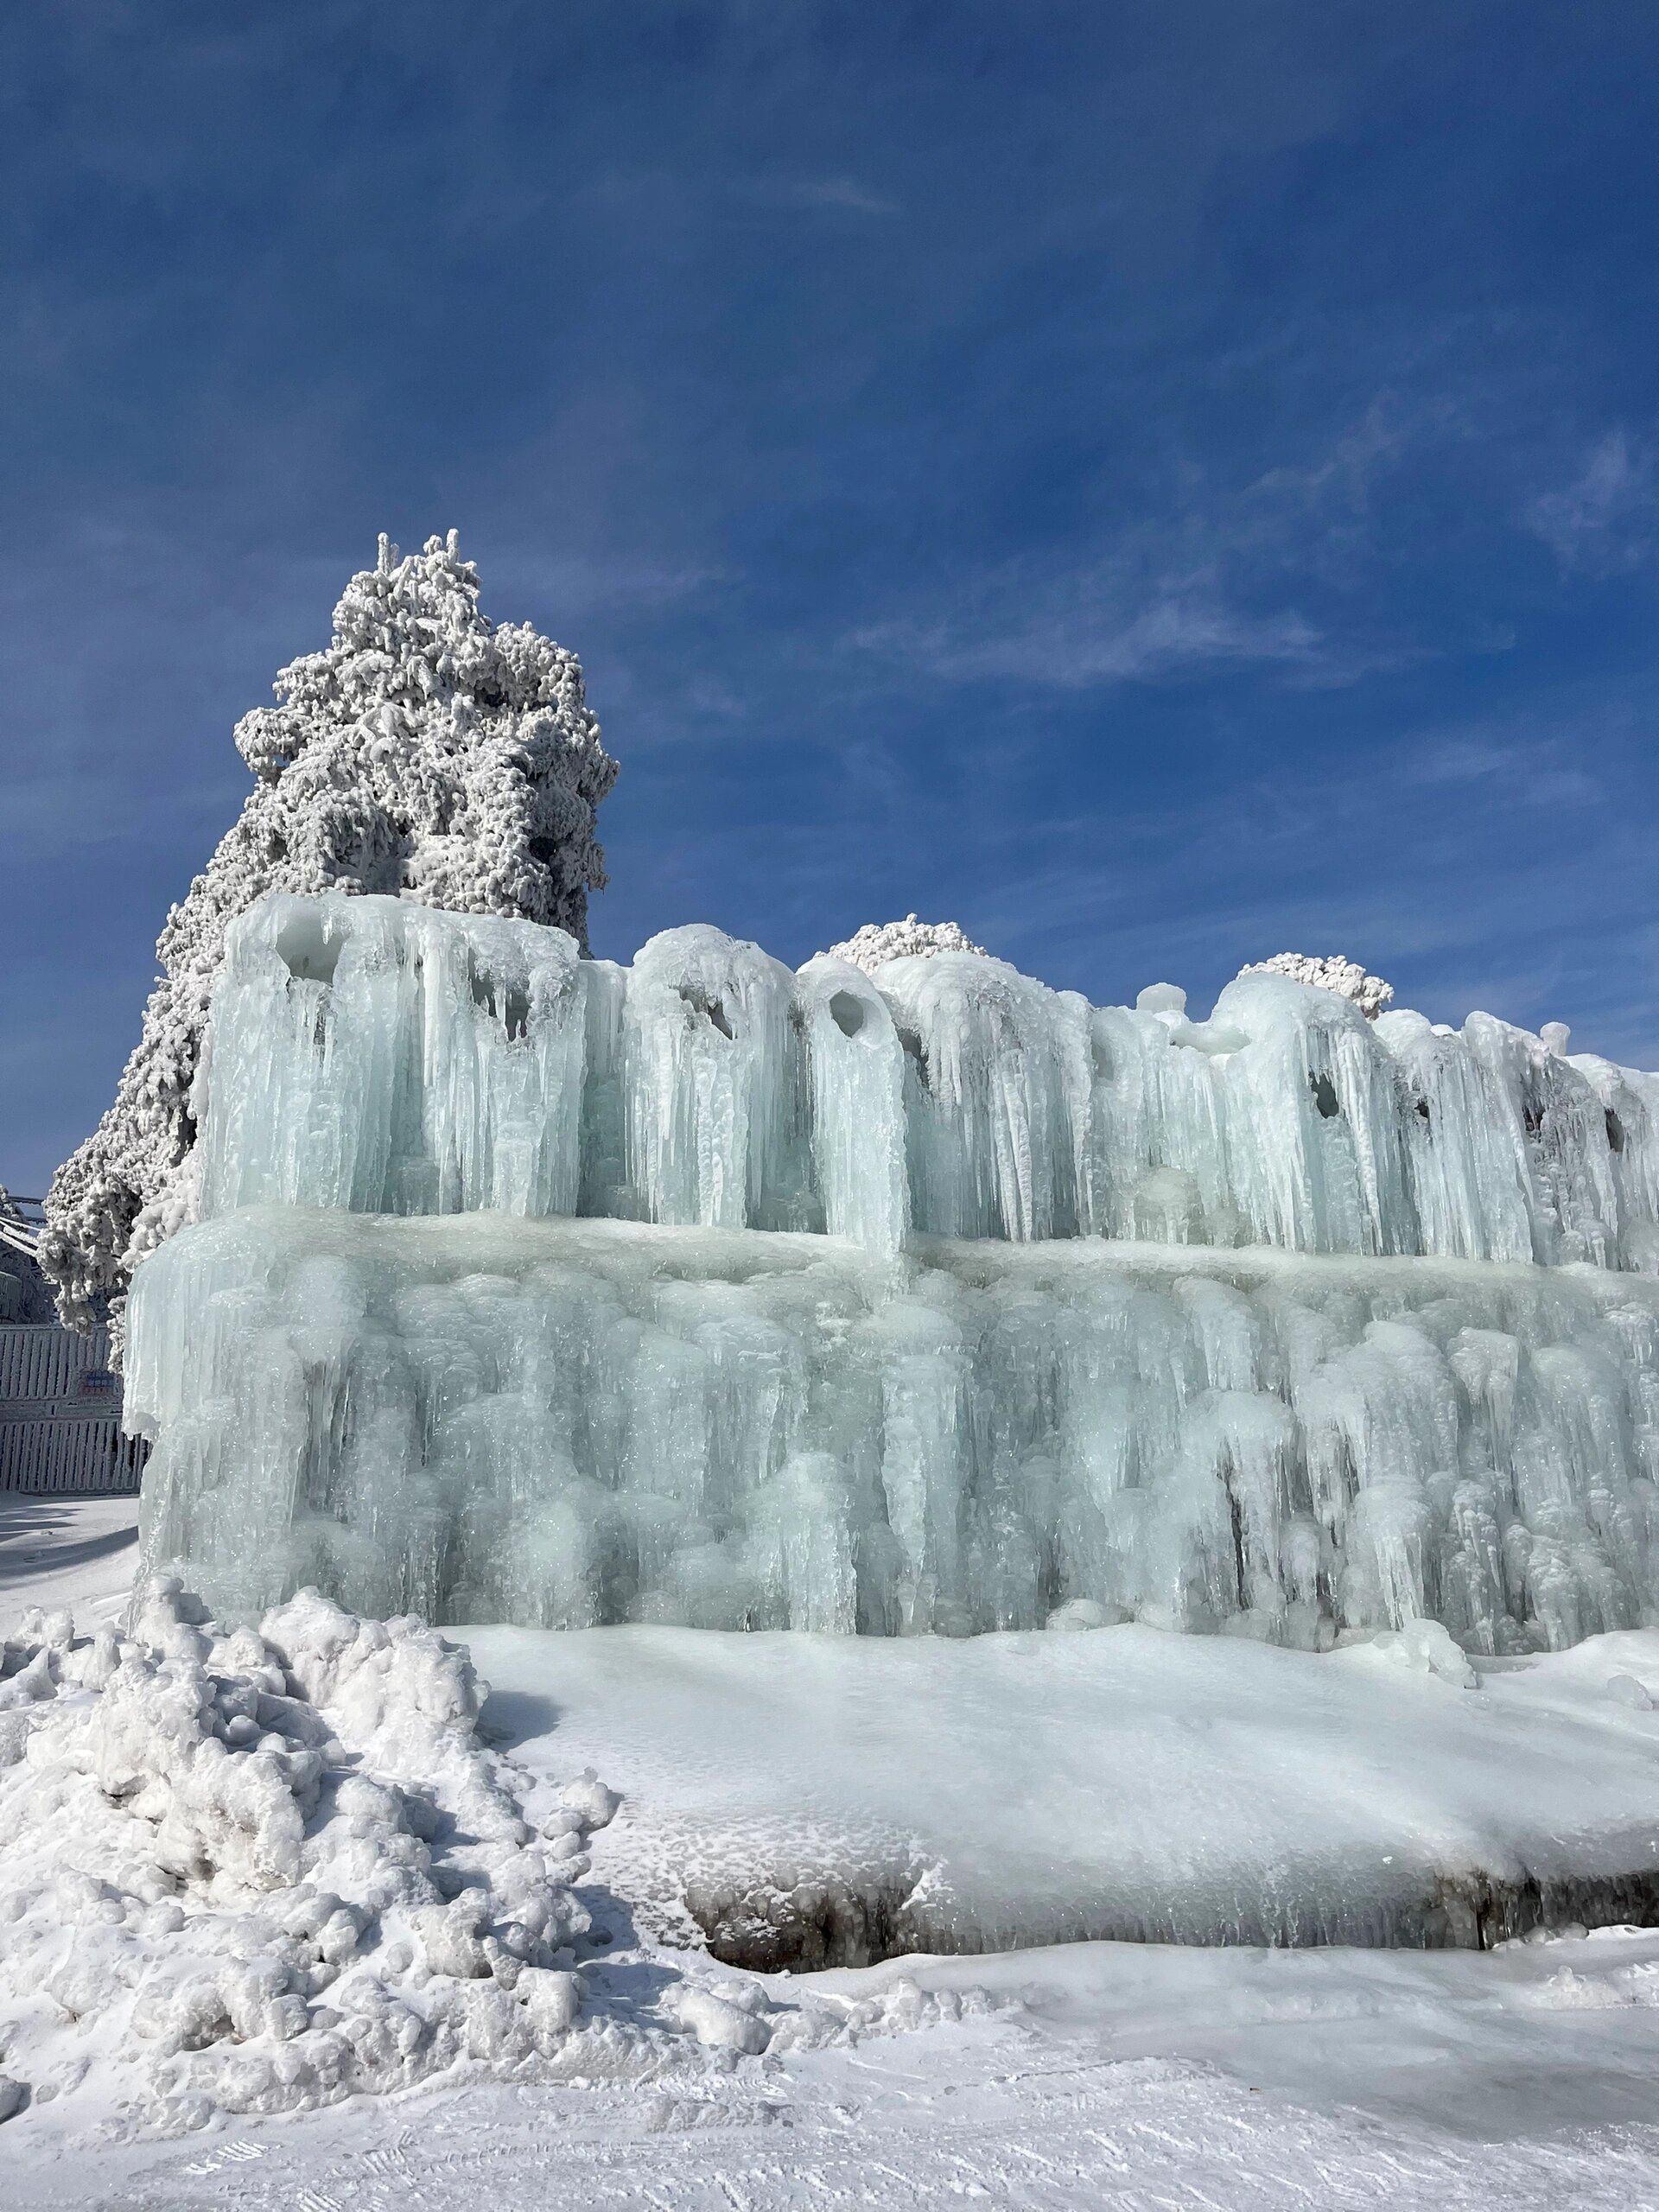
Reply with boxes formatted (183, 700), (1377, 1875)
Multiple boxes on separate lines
(116, 887), (1659, 1651)
(0, 1584), (972, 2133)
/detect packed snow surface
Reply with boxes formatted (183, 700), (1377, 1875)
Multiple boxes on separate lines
(10, 1517), (1659, 2204)
(128, 1209), (1659, 1649)
(0, 1584), (969, 2139)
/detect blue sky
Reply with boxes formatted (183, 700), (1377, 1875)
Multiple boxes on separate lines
(4, 2), (1659, 1194)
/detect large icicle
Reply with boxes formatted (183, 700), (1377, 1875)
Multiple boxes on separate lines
(198, 893), (588, 1222)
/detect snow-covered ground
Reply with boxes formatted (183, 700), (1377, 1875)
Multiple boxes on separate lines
(10, 1495), (1659, 2209)
(467, 1612), (1659, 1960)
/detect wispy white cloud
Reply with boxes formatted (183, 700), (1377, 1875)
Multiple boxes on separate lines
(851, 566), (1320, 686)
(847, 396), (1463, 691)
(788, 175), (899, 216)
(1528, 430), (1659, 573)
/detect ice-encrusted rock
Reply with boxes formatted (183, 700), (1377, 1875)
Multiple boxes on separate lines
(0, 1586), (971, 2134)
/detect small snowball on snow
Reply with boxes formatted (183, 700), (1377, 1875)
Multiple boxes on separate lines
(1369, 1619), (1478, 1689)
(1046, 1599), (1122, 1631)
(557, 1770), (620, 1830)
(1605, 1672), (1654, 1711)
(1135, 983), (1187, 1016)
(670, 1986), (773, 2055)
(1541, 1022), (1572, 1055)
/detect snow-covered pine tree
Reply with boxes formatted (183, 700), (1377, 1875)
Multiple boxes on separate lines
(41, 531), (619, 1336)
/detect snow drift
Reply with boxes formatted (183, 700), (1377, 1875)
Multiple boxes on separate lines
(0, 1584), (973, 2134)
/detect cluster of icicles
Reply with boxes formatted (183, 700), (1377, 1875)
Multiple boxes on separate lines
(120, 891), (1659, 1655)
(194, 893), (1659, 1275)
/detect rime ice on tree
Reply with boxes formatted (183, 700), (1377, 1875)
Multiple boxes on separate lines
(40, 535), (617, 1334)
(122, 892), (1659, 1655)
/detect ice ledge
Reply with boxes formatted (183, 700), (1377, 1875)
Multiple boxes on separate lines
(126, 1207), (1659, 1651)
(180, 892), (1659, 1274)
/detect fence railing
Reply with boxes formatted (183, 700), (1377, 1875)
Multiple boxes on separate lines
(0, 1321), (147, 1496)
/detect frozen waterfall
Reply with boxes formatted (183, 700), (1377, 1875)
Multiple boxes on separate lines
(121, 890), (1659, 1650)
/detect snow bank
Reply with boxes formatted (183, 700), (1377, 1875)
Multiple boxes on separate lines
(0, 1586), (975, 2136)
(467, 1615), (1659, 1966)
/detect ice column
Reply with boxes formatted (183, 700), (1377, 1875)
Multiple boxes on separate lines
(794, 956), (909, 1256)
(198, 892), (588, 1221)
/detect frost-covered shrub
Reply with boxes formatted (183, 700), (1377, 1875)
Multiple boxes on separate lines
(823, 914), (987, 975)
(1236, 953), (1395, 1020)
(0, 1584), (975, 2134)
(41, 534), (619, 1334)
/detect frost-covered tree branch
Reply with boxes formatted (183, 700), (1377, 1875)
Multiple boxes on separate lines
(41, 533), (618, 1335)
(823, 914), (987, 974)
(1236, 952), (1395, 1019)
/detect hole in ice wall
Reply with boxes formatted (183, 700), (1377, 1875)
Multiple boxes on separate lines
(829, 991), (866, 1039)
(1309, 1071), (1340, 1119)
(1228, 1484), (1247, 1609)
(275, 911), (342, 987)
(471, 971), (531, 1040)
(677, 982), (734, 1039)
(1414, 1096), (1431, 1124)
(1607, 1108), (1626, 1154)
(897, 1023), (931, 1094)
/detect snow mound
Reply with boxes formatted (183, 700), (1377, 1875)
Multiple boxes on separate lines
(0, 1586), (978, 2137)
(1236, 953), (1395, 1019)
(823, 914), (987, 974)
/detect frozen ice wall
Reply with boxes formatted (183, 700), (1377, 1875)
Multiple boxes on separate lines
(124, 1210), (1659, 1652)
(124, 890), (1659, 1651)
(195, 893), (1659, 1274)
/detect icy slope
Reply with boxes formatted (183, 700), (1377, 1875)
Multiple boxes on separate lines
(469, 1616), (1659, 1963)
(192, 892), (1659, 1270)
(127, 1211), (1659, 1649)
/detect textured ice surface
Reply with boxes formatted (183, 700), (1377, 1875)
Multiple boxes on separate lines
(126, 1211), (1659, 1650)
(194, 893), (1659, 1271)
(0, 1585), (969, 2136)
(121, 890), (1659, 1646)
